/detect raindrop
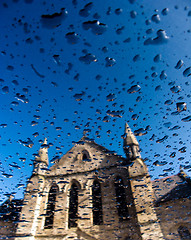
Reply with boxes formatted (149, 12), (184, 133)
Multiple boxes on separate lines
(133, 54), (141, 62)
(79, 53), (97, 64)
(164, 100), (173, 105)
(155, 85), (162, 91)
(160, 70), (167, 80)
(115, 8), (123, 15)
(153, 54), (162, 62)
(15, 93), (29, 103)
(176, 102), (187, 112)
(175, 60), (184, 69)
(144, 29), (169, 45)
(82, 20), (107, 35)
(18, 138), (34, 148)
(179, 147), (186, 153)
(181, 116), (191, 122)
(183, 67), (191, 77)
(106, 93), (116, 101)
(156, 135), (168, 143)
(41, 8), (68, 29)
(106, 110), (124, 118)
(151, 14), (161, 23)
(170, 152), (176, 158)
(127, 85), (141, 94)
(170, 86), (181, 93)
(130, 11), (137, 18)
(2, 86), (9, 94)
(161, 8), (169, 15)
(65, 32), (79, 44)
(132, 114), (138, 120)
(12, 80), (19, 86)
(134, 128), (147, 136)
(105, 57), (116, 67)
(79, 2), (93, 17)
(73, 91), (85, 101)
(53, 55), (61, 65)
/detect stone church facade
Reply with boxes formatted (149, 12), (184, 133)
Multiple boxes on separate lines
(0, 123), (191, 240)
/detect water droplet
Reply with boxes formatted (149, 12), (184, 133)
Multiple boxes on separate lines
(161, 8), (169, 15)
(18, 138), (34, 148)
(151, 14), (161, 23)
(2, 86), (9, 94)
(106, 93), (116, 101)
(156, 135), (168, 143)
(164, 100), (173, 105)
(115, 8), (123, 15)
(170, 152), (176, 158)
(41, 8), (68, 29)
(105, 57), (116, 67)
(79, 53), (97, 64)
(155, 85), (162, 91)
(106, 110), (124, 118)
(131, 114), (139, 120)
(127, 85), (141, 94)
(53, 55), (61, 65)
(82, 20), (107, 35)
(144, 29), (169, 45)
(154, 54), (162, 62)
(130, 11), (137, 18)
(183, 67), (191, 77)
(134, 128), (147, 136)
(79, 2), (93, 17)
(181, 116), (191, 122)
(179, 147), (186, 153)
(15, 93), (29, 103)
(176, 102), (187, 112)
(170, 85), (181, 93)
(133, 54), (141, 62)
(160, 70), (167, 80)
(73, 91), (85, 101)
(65, 32), (79, 44)
(175, 60), (184, 69)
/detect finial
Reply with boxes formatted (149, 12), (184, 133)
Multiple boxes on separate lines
(123, 122), (141, 160)
(123, 122), (139, 147)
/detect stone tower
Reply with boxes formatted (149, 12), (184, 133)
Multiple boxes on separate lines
(123, 123), (164, 239)
(15, 123), (165, 240)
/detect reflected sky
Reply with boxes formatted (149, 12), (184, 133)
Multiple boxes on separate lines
(0, 0), (191, 201)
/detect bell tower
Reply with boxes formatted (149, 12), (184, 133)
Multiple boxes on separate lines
(123, 122), (141, 160)
(16, 139), (49, 239)
(33, 138), (49, 175)
(124, 123), (165, 239)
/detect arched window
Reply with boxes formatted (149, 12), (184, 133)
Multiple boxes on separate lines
(114, 176), (129, 221)
(68, 183), (79, 228)
(44, 184), (58, 229)
(178, 226), (191, 240)
(82, 153), (88, 160)
(92, 180), (103, 225)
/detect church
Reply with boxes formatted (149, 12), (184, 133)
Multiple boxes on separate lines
(0, 123), (191, 240)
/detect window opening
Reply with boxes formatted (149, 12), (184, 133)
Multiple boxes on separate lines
(92, 180), (103, 225)
(82, 153), (88, 160)
(44, 185), (58, 229)
(178, 226), (191, 240)
(68, 183), (78, 228)
(114, 176), (129, 221)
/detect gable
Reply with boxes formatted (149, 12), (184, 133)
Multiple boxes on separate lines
(48, 138), (125, 176)
(152, 174), (191, 204)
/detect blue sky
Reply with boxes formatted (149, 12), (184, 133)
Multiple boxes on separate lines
(0, 0), (191, 201)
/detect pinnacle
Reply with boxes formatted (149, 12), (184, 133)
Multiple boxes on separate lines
(124, 122), (139, 146)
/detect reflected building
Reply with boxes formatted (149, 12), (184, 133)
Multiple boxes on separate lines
(0, 123), (191, 240)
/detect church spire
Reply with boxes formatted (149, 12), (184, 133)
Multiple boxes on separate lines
(35, 138), (49, 165)
(33, 138), (49, 175)
(123, 123), (141, 160)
